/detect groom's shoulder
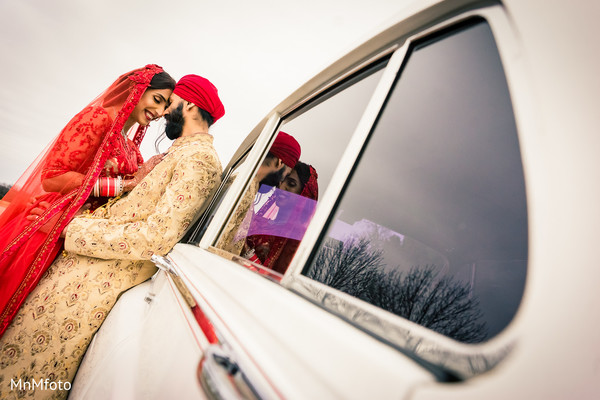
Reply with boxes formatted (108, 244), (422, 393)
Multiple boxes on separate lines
(171, 139), (221, 172)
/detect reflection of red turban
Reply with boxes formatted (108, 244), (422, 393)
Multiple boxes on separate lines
(271, 131), (301, 168)
(173, 74), (225, 122)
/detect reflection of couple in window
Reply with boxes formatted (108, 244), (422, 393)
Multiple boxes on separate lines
(243, 161), (318, 274)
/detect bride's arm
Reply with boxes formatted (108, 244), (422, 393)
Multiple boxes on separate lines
(42, 171), (85, 194)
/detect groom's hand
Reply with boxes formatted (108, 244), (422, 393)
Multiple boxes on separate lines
(124, 154), (165, 192)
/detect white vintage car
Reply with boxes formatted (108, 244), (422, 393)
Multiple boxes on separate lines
(70, 0), (600, 398)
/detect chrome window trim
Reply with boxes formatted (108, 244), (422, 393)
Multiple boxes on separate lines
(286, 273), (512, 379)
(278, 45), (399, 119)
(279, 4), (530, 379)
(280, 44), (408, 278)
(200, 112), (282, 249)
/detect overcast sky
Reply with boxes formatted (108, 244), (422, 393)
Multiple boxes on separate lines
(0, 0), (411, 185)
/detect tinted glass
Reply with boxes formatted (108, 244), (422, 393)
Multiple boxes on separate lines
(303, 20), (527, 343)
(214, 63), (387, 274)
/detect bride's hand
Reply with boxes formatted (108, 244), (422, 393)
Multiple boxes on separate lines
(123, 154), (165, 192)
(25, 201), (51, 221)
(104, 158), (119, 176)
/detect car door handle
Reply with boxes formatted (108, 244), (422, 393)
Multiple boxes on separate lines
(150, 254), (179, 277)
(199, 344), (260, 400)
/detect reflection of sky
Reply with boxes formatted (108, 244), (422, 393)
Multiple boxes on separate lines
(279, 67), (385, 196)
(321, 21), (528, 341)
(340, 23), (528, 259)
(329, 217), (448, 273)
(329, 217), (405, 244)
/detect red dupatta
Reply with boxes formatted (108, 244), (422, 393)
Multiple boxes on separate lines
(0, 64), (164, 336)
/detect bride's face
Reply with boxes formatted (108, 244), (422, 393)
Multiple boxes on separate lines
(130, 88), (172, 126)
(280, 169), (303, 195)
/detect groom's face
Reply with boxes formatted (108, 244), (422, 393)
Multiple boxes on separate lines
(164, 94), (185, 140)
(164, 93), (183, 115)
(260, 166), (287, 188)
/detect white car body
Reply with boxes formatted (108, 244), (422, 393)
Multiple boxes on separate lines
(70, 0), (600, 399)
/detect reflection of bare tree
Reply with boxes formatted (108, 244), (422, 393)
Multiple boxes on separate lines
(306, 237), (385, 299)
(307, 238), (487, 343)
(366, 266), (487, 343)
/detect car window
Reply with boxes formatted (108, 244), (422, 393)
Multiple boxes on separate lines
(213, 61), (388, 274)
(302, 18), (528, 343)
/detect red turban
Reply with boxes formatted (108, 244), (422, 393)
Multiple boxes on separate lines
(271, 131), (301, 168)
(173, 74), (225, 123)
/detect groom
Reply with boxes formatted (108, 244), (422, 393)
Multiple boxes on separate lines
(64, 74), (225, 260)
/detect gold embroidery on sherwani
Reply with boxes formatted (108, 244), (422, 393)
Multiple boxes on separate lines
(0, 133), (221, 399)
(215, 178), (259, 256)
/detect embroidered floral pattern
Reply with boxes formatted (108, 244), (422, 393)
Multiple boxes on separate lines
(65, 133), (222, 261)
(0, 254), (156, 399)
(0, 133), (222, 399)
(216, 178), (259, 256)
(41, 107), (112, 181)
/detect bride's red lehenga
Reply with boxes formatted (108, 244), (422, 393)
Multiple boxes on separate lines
(0, 64), (164, 337)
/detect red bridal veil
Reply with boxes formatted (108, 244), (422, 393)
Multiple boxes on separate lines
(0, 64), (164, 336)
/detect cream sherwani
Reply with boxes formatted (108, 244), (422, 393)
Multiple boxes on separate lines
(0, 133), (221, 400)
(215, 178), (259, 256)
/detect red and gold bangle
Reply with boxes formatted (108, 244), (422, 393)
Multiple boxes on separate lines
(92, 176), (124, 197)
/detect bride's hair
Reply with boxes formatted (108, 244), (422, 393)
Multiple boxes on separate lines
(293, 161), (311, 192)
(148, 71), (176, 91)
